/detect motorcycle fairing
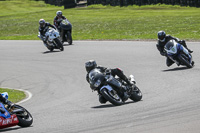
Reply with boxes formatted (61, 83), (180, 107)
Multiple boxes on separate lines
(45, 29), (60, 42)
(100, 85), (113, 92)
(0, 115), (19, 129)
(0, 103), (19, 129)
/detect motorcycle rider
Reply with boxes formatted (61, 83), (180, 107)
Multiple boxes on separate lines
(38, 19), (57, 47)
(53, 11), (72, 43)
(0, 93), (14, 113)
(53, 11), (71, 32)
(85, 60), (134, 103)
(156, 31), (193, 67)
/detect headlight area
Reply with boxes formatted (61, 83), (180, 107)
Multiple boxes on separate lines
(94, 80), (101, 88)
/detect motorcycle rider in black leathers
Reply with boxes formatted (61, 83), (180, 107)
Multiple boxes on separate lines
(156, 31), (193, 67)
(38, 19), (57, 47)
(85, 60), (134, 103)
(0, 93), (14, 113)
(53, 11), (67, 32)
(53, 11), (72, 43)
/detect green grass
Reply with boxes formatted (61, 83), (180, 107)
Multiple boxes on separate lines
(0, 1), (200, 40)
(0, 88), (26, 103)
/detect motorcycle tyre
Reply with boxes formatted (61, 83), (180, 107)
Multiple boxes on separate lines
(178, 54), (193, 68)
(14, 105), (33, 127)
(100, 88), (123, 106)
(67, 31), (72, 45)
(54, 38), (64, 51)
(130, 85), (142, 102)
(47, 47), (54, 52)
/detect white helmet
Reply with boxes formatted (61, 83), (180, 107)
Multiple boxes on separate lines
(56, 11), (62, 17)
(39, 19), (45, 28)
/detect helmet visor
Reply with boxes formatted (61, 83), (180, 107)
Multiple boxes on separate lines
(40, 22), (45, 28)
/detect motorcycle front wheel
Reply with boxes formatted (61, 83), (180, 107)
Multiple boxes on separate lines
(54, 38), (64, 51)
(100, 88), (123, 106)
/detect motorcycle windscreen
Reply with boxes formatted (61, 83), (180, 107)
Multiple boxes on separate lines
(165, 40), (178, 55)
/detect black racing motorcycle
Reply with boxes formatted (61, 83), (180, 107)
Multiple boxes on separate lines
(88, 69), (142, 106)
(59, 19), (73, 45)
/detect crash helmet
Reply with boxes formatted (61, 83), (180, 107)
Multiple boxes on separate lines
(85, 60), (97, 72)
(56, 11), (62, 17)
(39, 19), (46, 28)
(158, 31), (166, 42)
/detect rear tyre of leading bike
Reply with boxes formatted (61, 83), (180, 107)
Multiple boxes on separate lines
(14, 105), (33, 127)
(129, 85), (142, 102)
(67, 31), (72, 45)
(178, 54), (193, 68)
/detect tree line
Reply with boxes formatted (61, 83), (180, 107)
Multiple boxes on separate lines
(42, 0), (200, 8)
(87, 0), (200, 7)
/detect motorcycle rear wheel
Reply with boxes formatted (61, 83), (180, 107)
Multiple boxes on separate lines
(130, 85), (142, 102)
(178, 54), (193, 68)
(14, 105), (33, 127)
(100, 88), (123, 106)
(67, 31), (72, 45)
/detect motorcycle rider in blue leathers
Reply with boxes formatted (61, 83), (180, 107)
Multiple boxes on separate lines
(0, 93), (14, 113)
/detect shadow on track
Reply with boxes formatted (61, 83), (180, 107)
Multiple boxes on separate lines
(0, 126), (33, 132)
(91, 101), (138, 109)
(42, 51), (61, 54)
(162, 67), (189, 72)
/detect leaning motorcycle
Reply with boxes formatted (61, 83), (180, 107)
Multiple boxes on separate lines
(38, 28), (64, 51)
(88, 69), (142, 106)
(0, 92), (33, 129)
(59, 19), (73, 45)
(164, 40), (194, 68)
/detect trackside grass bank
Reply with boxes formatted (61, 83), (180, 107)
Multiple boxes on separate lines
(0, 1), (200, 40)
(0, 88), (26, 103)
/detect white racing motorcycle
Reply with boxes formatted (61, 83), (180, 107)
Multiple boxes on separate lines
(164, 40), (194, 68)
(38, 28), (64, 51)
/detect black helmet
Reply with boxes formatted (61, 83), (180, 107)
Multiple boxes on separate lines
(39, 19), (45, 28)
(158, 31), (166, 42)
(85, 60), (97, 72)
(56, 11), (62, 17)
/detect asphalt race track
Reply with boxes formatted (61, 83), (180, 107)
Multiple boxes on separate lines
(0, 40), (200, 133)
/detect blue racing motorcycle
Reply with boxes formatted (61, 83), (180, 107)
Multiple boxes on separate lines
(164, 40), (194, 68)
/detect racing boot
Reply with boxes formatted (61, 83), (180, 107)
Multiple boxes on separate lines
(121, 85), (130, 102)
(122, 92), (129, 102)
(191, 61), (195, 66)
(187, 48), (193, 53)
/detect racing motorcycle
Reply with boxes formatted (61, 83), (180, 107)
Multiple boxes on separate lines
(88, 69), (142, 106)
(164, 40), (194, 68)
(38, 28), (64, 51)
(58, 19), (73, 45)
(0, 92), (33, 129)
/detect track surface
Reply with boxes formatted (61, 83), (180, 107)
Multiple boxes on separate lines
(0, 40), (200, 133)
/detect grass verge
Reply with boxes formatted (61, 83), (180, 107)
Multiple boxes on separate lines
(0, 88), (26, 103)
(0, 2), (200, 40)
